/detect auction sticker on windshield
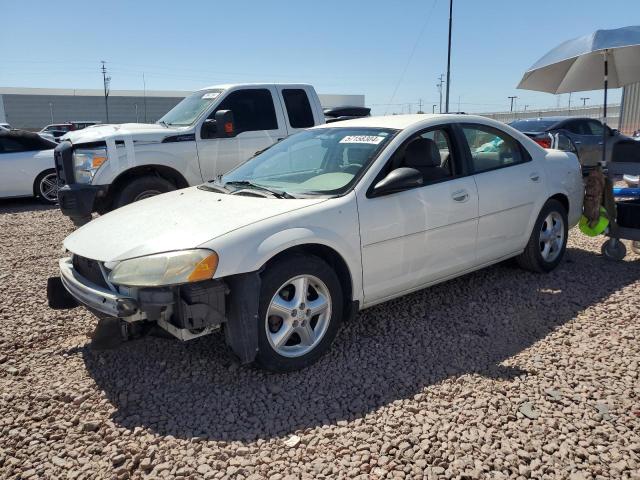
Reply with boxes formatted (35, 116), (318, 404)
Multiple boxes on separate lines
(339, 135), (385, 145)
(202, 92), (220, 99)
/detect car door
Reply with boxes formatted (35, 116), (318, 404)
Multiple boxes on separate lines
(460, 123), (545, 264)
(0, 137), (40, 197)
(357, 125), (479, 305)
(196, 87), (288, 180)
(561, 120), (600, 166)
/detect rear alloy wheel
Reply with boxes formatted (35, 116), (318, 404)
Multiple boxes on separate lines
(256, 255), (343, 372)
(517, 199), (568, 272)
(35, 170), (62, 204)
(113, 175), (176, 208)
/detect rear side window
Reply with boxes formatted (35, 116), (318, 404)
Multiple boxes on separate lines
(282, 89), (315, 128)
(214, 89), (278, 132)
(0, 138), (25, 153)
(461, 125), (529, 174)
(564, 120), (590, 135)
(586, 120), (604, 136)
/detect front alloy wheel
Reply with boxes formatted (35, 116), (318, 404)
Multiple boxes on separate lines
(266, 274), (332, 358)
(37, 170), (62, 204)
(256, 255), (343, 372)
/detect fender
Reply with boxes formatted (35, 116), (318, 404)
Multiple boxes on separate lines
(254, 227), (362, 302)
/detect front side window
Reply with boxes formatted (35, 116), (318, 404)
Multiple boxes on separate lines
(211, 89), (278, 133)
(462, 125), (528, 173)
(159, 89), (224, 126)
(220, 127), (396, 195)
(282, 89), (315, 128)
(565, 121), (589, 135)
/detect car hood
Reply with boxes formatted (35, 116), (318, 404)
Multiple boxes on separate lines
(64, 187), (327, 262)
(62, 123), (188, 145)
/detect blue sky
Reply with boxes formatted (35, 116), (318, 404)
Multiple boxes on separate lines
(1, 0), (633, 114)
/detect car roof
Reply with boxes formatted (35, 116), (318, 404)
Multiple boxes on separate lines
(513, 116), (596, 123)
(312, 113), (508, 131)
(196, 83), (314, 92)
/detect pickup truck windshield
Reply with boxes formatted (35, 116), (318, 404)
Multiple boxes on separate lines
(220, 127), (397, 195)
(158, 89), (224, 126)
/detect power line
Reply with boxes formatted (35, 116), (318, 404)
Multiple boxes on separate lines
(383, 0), (439, 115)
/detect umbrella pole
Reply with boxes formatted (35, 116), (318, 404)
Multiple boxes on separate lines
(601, 49), (608, 166)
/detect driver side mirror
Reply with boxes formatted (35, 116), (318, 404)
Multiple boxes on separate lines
(201, 110), (236, 139)
(369, 167), (423, 198)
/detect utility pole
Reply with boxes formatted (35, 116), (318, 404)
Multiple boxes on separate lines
(418, 98), (423, 114)
(508, 96), (518, 112)
(437, 74), (445, 113)
(48, 102), (54, 123)
(101, 61), (111, 123)
(580, 97), (590, 107)
(142, 72), (147, 123)
(568, 92), (572, 114)
(445, 0), (453, 113)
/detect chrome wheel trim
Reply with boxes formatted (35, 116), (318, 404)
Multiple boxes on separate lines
(39, 173), (62, 202)
(133, 190), (161, 202)
(265, 274), (332, 358)
(539, 211), (565, 263)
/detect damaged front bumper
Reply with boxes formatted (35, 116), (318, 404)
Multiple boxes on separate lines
(48, 256), (261, 363)
(51, 256), (227, 338)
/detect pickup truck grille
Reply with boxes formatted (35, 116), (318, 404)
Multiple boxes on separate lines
(54, 141), (75, 184)
(72, 255), (109, 289)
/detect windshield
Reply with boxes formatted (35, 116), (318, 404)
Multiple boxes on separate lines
(158, 89), (224, 126)
(509, 120), (557, 133)
(220, 127), (397, 196)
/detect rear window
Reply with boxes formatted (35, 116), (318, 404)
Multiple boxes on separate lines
(282, 89), (315, 128)
(509, 120), (556, 133)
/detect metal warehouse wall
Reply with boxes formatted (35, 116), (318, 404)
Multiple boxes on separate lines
(0, 94), (183, 130)
(620, 82), (640, 135)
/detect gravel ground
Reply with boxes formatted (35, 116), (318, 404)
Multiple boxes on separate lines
(0, 198), (639, 480)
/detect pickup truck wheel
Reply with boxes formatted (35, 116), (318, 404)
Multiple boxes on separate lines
(516, 199), (568, 273)
(256, 255), (343, 372)
(114, 175), (176, 208)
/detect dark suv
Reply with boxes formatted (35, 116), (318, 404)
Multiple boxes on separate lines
(509, 116), (635, 168)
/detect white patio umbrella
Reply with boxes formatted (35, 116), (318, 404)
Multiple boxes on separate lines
(517, 25), (640, 164)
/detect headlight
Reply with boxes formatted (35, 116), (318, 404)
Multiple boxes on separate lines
(72, 147), (108, 184)
(108, 249), (219, 287)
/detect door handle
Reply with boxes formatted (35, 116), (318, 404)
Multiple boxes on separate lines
(529, 172), (540, 182)
(574, 140), (582, 144)
(451, 189), (469, 202)
(598, 142), (603, 145)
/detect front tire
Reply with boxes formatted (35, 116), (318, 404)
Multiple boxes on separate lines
(256, 255), (343, 372)
(34, 169), (61, 204)
(113, 175), (176, 208)
(517, 199), (568, 273)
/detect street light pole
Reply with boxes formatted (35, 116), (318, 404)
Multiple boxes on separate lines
(445, 0), (453, 113)
(580, 97), (590, 107)
(432, 104), (437, 114)
(508, 96), (518, 112)
(437, 74), (445, 113)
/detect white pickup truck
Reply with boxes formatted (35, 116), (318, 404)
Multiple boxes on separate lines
(55, 83), (327, 225)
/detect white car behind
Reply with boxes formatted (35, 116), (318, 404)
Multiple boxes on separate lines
(48, 114), (584, 371)
(0, 130), (61, 203)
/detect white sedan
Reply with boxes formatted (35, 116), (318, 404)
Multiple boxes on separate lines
(48, 114), (583, 371)
(0, 130), (60, 203)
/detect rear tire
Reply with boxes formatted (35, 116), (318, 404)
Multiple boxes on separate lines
(516, 199), (568, 273)
(113, 175), (175, 208)
(256, 255), (343, 372)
